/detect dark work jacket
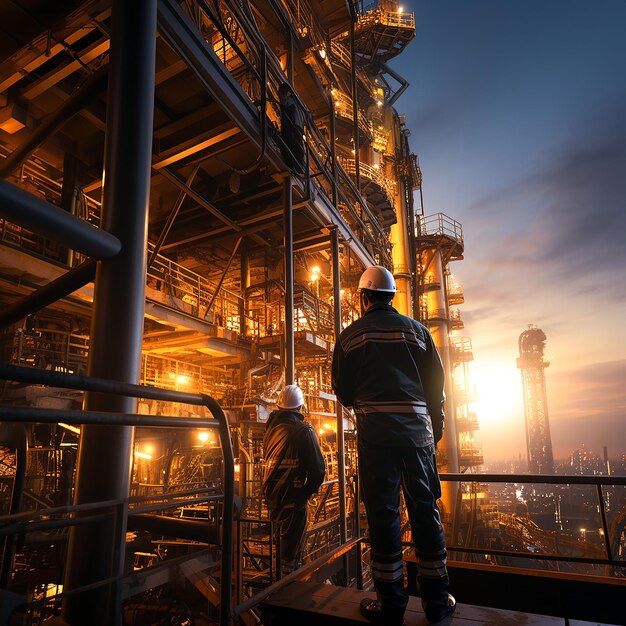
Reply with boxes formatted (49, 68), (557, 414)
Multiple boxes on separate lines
(331, 303), (445, 447)
(261, 409), (326, 513)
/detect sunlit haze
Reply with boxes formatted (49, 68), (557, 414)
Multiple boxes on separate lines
(393, 1), (626, 461)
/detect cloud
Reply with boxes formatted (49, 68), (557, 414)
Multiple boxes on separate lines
(465, 94), (626, 298)
(547, 359), (626, 457)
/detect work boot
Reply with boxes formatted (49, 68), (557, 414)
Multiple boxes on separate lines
(359, 598), (405, 626)
(422, 593), (456, 623)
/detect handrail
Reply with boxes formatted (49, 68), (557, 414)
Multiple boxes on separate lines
(232, 536), (363, 617)
(0, 362), (235, 626)
(439, 472), (626, 568)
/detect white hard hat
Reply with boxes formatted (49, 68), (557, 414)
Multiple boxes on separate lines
(276, 384), (305, 409)
(358, 266), (396, 292)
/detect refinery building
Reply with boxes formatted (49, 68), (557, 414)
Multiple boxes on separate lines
(0, 1), (623, 625)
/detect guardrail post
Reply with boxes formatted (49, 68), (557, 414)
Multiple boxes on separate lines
(204, 395), (235, 626)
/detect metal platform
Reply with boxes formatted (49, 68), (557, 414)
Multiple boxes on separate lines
(262, 581), (618, 626)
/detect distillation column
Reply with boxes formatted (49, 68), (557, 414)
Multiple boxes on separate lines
(390, 187), (412, 316)
(424, 250), (459, 517)
(516, 327), (554, 474)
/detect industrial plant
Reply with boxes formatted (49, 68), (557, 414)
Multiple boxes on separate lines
(0, 1), (623, 625)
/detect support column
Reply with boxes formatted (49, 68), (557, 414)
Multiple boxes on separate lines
(349, 20), (360, 192)
(425, 250), (459, 520)
(63, 2), (157, 624)
(283, 176), (294, 384)
(331, 229), (347, 546)
(240, 241), (250, 336)
(390, 176), (412, 317)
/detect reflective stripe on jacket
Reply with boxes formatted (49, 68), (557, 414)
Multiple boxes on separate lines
(331, 303), (445, 447)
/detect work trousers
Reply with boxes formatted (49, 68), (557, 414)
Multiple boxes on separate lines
(359, 441), (450, 617)
(270, 503), (308, 575)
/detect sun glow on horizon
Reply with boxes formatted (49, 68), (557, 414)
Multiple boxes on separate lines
(469, 361), (523, 428)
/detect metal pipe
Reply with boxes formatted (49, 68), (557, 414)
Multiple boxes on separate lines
(349, 19), (360, 192)
(0, 363), (204, 406)
(63, 2), (157, 623)
(0, 260), (96, 330)
(0, 406), (219, 429)
(210, 393), (235, 626)
(126, 514), (219, 544)
(0, 180), (121, 259)
(331, 229), (347, 548)
(0, 65), (108, 178)
(283, 176), (294, 384)
(440, 473), (626, 486)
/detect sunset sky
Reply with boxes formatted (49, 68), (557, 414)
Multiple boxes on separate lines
(391, 1), (626, 461)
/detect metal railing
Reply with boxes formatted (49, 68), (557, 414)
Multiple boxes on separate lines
(360, 1), (415, 29)
(332, 89), (372, 138)
(440, 472), (626, 569)
(0, 363), (235, 626)
(418, 212), (464, 245)
(338, 156), (394, 201)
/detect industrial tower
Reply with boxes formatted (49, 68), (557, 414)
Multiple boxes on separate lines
(516, 326), (554, 474)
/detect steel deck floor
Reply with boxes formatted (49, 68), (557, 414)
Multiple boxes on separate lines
(262, 581), (617, 625)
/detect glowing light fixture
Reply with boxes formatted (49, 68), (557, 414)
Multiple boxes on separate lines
(135, 451), (152, 460)
(198, 431), (210, 443)
(59, 422), (81, 435)
(176, 375), (189, 385)
(318, 48), (327, 60)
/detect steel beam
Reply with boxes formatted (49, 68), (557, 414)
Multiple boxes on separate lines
(156, 0), (283, 171)
(0, 260), (96, 330)
(62, 2), (157, 624)
(147, 164), (200, 268)
(283, 176), (294, 384)
(0, 65), (108, 178)
(0, 179), (120, 259)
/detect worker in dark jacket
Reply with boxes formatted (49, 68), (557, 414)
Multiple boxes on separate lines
(262, 384), (325, 574)
(332, 266), (455, 625)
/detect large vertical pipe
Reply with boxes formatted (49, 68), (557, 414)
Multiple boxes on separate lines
(349, 20), (360, 192)
(62, 2), (157, 624)
(331, 229), (347, 546)
(425, 250), (459, 519)
(283, 176), (294, 384)
(389, 185), (412, 315)
(389, 113), (412, 316)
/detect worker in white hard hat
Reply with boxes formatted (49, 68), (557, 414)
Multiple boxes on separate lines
(332, 265), (455, 625)
(261, 384), (325, 575)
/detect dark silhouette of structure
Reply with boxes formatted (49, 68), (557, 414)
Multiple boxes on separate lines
(517, 326), (554, 474)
